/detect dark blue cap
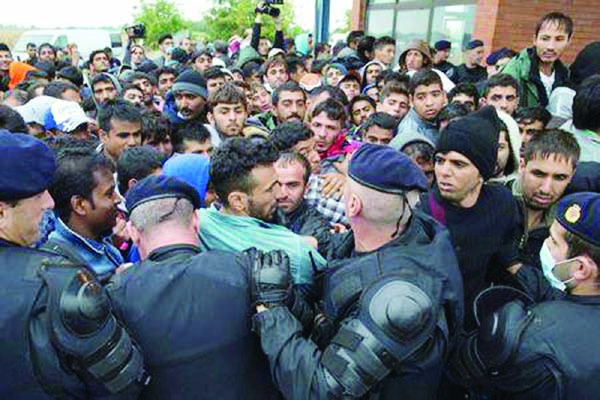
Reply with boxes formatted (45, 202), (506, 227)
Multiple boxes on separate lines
(125, 175), (201, 214)
(556, 192), (600, 247)
(0, 131), (56, 201)
(486, 47), (513, 66)
(465, 39), (484, 50)
(434, 40), (451, 51)
(348, 144), (427, 193)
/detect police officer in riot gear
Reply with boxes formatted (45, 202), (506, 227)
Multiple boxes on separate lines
(106, 175), (280, 399)
(250, 144), (464, 399)
(452, 192), (600, 399)
(0, 132), (146, 399)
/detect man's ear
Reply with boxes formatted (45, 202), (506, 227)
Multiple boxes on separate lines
(98, 129), (109, 144)
(227, 191), (249, 215)
(191, 209), (200, 234)
(573, 255), (597, 281)
(207, 112), (215, 125)
(346, 193), (362, 219)
(127, 178), (138, 193)
(409, 94), (414, 107)
(126, 220), (141, 247)
(70, 195), (88, 217)
(479, 97), (487, 108)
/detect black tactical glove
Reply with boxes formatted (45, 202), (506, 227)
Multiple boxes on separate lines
(244, 248), (291, 308)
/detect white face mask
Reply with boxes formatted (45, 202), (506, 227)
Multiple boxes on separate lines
(539, 242), (575, 291)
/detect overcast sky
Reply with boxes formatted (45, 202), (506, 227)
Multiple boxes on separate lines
(0, 0), (352, 32)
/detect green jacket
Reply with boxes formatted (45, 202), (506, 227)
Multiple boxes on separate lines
(501, 47), (569, 108)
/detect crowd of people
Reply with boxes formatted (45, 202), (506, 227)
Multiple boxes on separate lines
(1, 8), (600, 400)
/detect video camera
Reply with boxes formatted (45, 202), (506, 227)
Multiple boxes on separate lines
(255, 0), (283, 18)
(126, 24), (146, 39)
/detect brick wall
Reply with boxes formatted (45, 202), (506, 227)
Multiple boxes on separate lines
(473, 0), (600, 64)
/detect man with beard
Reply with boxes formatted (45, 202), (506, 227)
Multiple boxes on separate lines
(507, 129), (580, 270)
(206, 83), (248, 147)
(198, 137), (327, 289)
(253, 81), (306, 131)
(164, 70), (208, 127)
(44, 146), (124, 281)
(88, 49), (110, 77)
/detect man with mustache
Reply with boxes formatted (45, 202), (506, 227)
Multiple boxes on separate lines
(507, 129), (580, 271)
(44, 146), (124, 281)
(502, 12), (572, 108)
(253, 81), (307, 131)
(165, 70), (208, 128)
(206, 83), (248, 147)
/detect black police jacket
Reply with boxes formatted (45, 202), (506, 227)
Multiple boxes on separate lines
(107, 244), (280, 400)
(0, 240), (142, 399)
(255, 212), (464, 399)
(455, 294), (600, 399)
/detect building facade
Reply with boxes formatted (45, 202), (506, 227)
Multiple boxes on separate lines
(352, 0), (600, 65)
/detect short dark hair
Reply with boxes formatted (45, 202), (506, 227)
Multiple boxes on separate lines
(357, 35), (376, 62)
(204, 66), (228, 82)
(158, 33), (173, 45)
(97, 100), (142, 132)
(376, 70), (410, 89)
(349, 94), (376, 119)
(242, 61), (261, 79)
(91, 73), (117, 91)
(515, 107), (552, 127)
(89, 49), (108, 65)
(573, 75), (600, 132)
(117, 146), (165, 195)
(380, 81), (409, 100)
(154, 66), (178, 81)
(523, 128), (580, 169)
(482, 73), (519, 98)
(43, 80), (79, 99)
(272, 81), (306, 106)
(409, 70), (443, 95)
(172, 121), (211, 153)
(271, 121), (314, 151)
(38, 43), (56, 56)
(263, 57), (288, 75)
(0, 105), (28, 133)
(437, 103), (471, 129)
(535, 12), (574, 39)
(286, 57), (306, 76)
(277, 151), (311, 184)
(141, 110), (172, 144)
(50, 147), (114, 223)
(311, 97), (347, 124)
(125, 71), (153, 85)
(308, 84), (348, 106)
(207, 83), (248, 113)
(373, 36), (396, 50)
(448, 83), (480, 104)
(347, 30), (365, 46)
(210, 137), (279, 205)
(57, 66), (84, 87)
(362, 112), (398, 131)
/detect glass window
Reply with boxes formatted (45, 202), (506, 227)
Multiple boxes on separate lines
(366, 9), (395, 37)
(394, 9), (431, 51)
(369, 0), (396, 4)
(430, 4), (477, 65)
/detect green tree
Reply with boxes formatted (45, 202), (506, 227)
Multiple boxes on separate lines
(134, 0), (187, 49)
(196, 0), (301, 43)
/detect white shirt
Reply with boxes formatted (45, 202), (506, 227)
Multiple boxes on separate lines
(540, 71), (555, 100)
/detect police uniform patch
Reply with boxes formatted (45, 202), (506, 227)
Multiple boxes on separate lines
(564, 204), (582, 224)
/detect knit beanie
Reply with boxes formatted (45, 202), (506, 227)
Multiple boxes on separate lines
(436, 106), (500, 180)
(172, 70), (208, 99)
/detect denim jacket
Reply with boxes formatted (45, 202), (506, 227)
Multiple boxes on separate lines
(44, 218), (123, 280)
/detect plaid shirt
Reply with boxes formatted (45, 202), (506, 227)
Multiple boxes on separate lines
(305, 174), (348, 226)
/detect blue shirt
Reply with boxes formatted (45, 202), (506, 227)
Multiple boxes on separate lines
(47, 218), (123, 278)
